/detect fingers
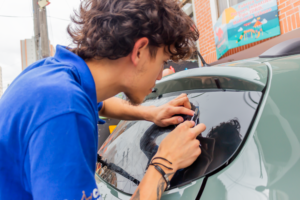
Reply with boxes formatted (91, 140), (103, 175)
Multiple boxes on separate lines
(161, 116), (184, 126)
(182, 98), (191, 110)
(169, 94), (191, 110)
(172, 97), (191, 109)
(169, 106), (194, 116)
(163, 117), (195, 127)
(191, 123), (206, 138)
(179, 120), (195, 129)
(173, 93), (187, 100)
(163, 111), (200, 126)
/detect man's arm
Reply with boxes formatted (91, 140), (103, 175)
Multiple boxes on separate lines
(99, 94), (195, 127)
(131, 166), (175, 200)
(130, 121), (206, 200)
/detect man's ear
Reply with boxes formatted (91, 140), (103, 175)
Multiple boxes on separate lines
(131, 37), (149, 66)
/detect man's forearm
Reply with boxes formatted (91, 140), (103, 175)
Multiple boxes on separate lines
(131, 166), (174, 200)
(99, 97), (154, 121)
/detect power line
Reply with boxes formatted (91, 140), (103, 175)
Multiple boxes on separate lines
(48, 16), (71, 22)
(0, 15), (71, 22)
(0, 15), (32, 18)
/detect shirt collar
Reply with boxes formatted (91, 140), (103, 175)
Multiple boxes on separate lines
(54, 45), (97, 110)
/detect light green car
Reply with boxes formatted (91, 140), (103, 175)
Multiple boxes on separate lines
(95, 38), (300, 200)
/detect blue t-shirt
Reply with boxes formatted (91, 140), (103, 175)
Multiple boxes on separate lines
(0, 45), (104, 200)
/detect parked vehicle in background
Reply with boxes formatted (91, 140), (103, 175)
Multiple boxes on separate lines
(95, 38), (300, 200)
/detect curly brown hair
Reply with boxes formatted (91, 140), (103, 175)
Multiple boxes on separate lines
(67, 0), (199, 61)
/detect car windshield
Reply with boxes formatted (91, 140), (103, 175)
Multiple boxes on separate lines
(96, 90), (262, 194)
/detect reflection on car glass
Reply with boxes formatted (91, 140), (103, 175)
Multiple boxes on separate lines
(170, 119), (242, 186)
(99, 121), (137, 156)
(96, 91), (262, 194)
(206, 119), (242, 172)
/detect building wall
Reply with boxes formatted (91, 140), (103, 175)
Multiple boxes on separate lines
(20, 38), (55, 70)
(20, 38), (37, 70)
(26, 39), (37, 68)
(0, 66), (3, 98)
(50, 43), (56, 57)
(20, 40), (27, 70)
(194, 0), (217, 64)
(194, 0), (300, 64)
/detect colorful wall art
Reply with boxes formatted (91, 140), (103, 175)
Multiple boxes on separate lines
(214, 0), (281, 59)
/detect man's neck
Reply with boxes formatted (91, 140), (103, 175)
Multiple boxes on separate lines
(85, 57), (132, 102)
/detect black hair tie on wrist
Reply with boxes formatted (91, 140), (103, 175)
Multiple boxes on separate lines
(146, 157), (173, 170)
(152, 165), (171, 190)
(151, 157), (173, 165)
(147, 157), (173, 190)
(149, 162), (173, 170)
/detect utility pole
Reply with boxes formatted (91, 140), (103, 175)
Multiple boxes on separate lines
(39, 6), (50, 58)
(33, 0), (50, 59)
(32, 0), (40, 59)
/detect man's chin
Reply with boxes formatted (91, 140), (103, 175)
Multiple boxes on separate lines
(124, 92), (145, 106)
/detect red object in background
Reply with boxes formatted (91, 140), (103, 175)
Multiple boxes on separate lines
(170, 66), (175, 73)
(37, 0), (51, 7)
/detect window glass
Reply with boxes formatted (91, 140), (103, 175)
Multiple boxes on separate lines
(96, 91), (262, 194)
(217, 0), (247, 17)
(217, 0), (228, 17)
(229, 0), (247, 7)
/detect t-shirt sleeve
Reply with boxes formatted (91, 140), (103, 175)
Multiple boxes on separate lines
(97, 102), (103, 112)
(24, 113), (102, 200)
(97, 102), (106, 125)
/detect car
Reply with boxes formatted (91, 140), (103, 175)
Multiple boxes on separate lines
(94, 38), (300, 200)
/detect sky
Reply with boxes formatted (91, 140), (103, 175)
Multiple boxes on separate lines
(0, 0), (81, 93)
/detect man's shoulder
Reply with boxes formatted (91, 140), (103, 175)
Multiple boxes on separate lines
(1, 60), (95, 124)
(23, 59), (81, 89)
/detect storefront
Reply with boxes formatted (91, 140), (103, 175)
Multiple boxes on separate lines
(192, 0), (300, 65)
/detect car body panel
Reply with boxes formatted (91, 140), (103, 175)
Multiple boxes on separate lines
(160, 178), (203, 200)
(201, 54), (300, 200)
(95, 174), (204, 200)
(213, 57), (279, 66)
(96, 175), (127, 200)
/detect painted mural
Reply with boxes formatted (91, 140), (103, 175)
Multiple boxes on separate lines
(214, 0), (281, 59)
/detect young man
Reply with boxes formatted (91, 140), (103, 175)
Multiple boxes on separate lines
(0, 0), (206, 199)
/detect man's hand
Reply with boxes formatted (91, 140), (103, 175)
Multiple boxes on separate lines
(148, 93), (194, 127)
(155, 121), (206, 171)
(130, 121), (206, 200)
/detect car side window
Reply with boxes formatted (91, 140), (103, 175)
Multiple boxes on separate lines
(96, 91), (262, 194)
